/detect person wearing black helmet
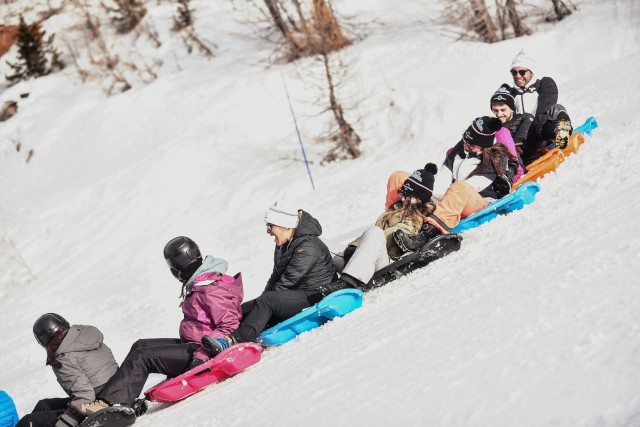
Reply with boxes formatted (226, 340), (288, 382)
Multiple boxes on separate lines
(90, 236), (243, 411)
(16, 314), (118, 427)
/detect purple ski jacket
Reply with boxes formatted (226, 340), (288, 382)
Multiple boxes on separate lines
(180, 271), (244, 361)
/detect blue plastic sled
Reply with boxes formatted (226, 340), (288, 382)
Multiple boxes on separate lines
(573, 116), (598, 136)
(451, 182), (541, 233)
(258, 289), (364, 346)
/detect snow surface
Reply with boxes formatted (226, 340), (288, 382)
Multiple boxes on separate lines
(1, 0), (640, 426)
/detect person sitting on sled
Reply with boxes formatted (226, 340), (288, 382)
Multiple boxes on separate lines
(489, 89), (527, 181)
(384, 93), (527, 209)
(79, 237), (243, 415)
(318, 164), (439, 290)
(393, 117), (518, 252)
(16, 314), (118, 427)
(499, 50), (573, 166)
(201, 199), (338, 356)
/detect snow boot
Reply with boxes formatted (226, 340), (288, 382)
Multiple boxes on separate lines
(131, 399), (147, 417)
(318, 273), (361, 296)
(393, 229), (426, 252)
(201, 335), (237, 357)
(393, 223), (443, 253)
(555, 119), (572, 149)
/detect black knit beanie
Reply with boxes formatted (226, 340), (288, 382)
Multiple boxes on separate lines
(401, 163), (438, 203)
(462, 116), (502, 148)
(490, 90), (516, 112)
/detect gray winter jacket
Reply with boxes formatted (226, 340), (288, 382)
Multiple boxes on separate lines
(53, 325), (118, 403)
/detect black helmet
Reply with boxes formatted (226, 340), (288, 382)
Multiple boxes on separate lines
(164, 236), (203, 281)
(33, 313), (70, 348)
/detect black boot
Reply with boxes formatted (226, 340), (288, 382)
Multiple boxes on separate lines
(318, 273), (360, 297)
(393, 229), (427, 252)
(394, 223), (443, 253)
(131, 399), (147, 417)
(421, 223), (442, 241)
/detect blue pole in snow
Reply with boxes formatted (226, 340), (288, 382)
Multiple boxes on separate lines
(280, 70), (316, 191)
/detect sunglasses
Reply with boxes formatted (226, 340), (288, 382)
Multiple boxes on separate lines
(510, 69), (528, 77)
(464, 140), (479, 150)
(266, 223), (273, 233)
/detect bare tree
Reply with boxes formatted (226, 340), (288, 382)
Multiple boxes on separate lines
(549, 0), (576, 21)
(259, 0), (361, 161)
(172, 0), (216, 58)
(442, 0), (539, 43)
(102, 0), (146, 34)
(496, 0), (529, 39)
(319, 49), (361, 162)
(262, 0), (349, 59)
(470, 0), (498, 43)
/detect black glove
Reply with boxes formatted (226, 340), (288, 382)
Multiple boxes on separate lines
(187, 357), (205, 371)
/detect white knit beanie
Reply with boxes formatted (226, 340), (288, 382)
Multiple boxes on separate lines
(511, 49), (536, 73)
(265, 199), (299, 229)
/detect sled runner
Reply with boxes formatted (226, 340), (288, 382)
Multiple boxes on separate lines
(512, 116), (598, 191)
(363, 233), (463, 291)
(78, 406), (136, 427)
(144, 343), (262, 403)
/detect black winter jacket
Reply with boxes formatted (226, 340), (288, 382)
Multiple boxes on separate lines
(503, 113), (534, 145)
(502, 77), (559, 117)
(265, 211), (337, 292)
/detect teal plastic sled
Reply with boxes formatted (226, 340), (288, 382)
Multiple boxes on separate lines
(258, 289), (364, 346)
(573, 116), (598, 136)
(451, 182), (541, 233)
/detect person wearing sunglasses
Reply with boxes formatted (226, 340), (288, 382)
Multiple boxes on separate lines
(201, 199), (338, 357)
(16, 314), (118, 427)
(83, 237), (243, 416)
(394, 117), (519, 251)
(498, 50), (573, 165)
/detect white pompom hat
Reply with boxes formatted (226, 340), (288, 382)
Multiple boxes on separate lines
(265, 199), (299, 229)
(511, 49), (536, 73)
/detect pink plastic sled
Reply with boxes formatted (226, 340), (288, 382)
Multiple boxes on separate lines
(144, 343), (262, 403)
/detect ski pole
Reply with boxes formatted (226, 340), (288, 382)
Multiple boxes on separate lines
(280, 69), (316, 191)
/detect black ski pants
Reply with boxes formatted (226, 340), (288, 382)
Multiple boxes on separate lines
(522, 108), (571, 166)
(98, 338), (199, 406)
(16, 397), (83, 427)
(234, 289), (321, 342)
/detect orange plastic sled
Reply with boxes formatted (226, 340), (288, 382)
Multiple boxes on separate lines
(512, 132), (585, 191)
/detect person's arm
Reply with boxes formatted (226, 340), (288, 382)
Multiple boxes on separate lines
(193, 286), (242, 360)
(264, 262), (279, 292)
(495, 128), (517, 157)
(463, 168), (497, 194)
(535, 77), (558, 117)
(431, 143), (459, 203)
(513, 113), (533, 144)
(54, 360), (96, 403)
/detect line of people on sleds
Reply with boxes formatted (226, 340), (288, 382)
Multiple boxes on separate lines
(14, 50), (574, 427)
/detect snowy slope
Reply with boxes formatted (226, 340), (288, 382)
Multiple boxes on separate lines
(1, 0), (640, 426)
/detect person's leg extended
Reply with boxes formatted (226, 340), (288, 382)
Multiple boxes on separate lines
(342, 226), (391, 284)
(234, 290), (316, 342)
(98, 339), (198, 406)
(426, 181), (489, 232)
